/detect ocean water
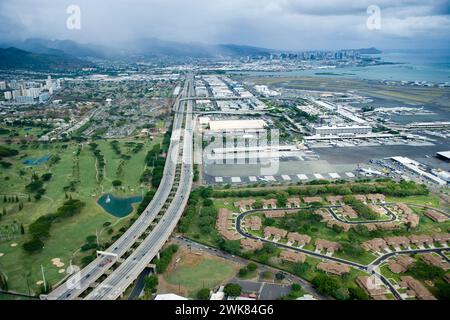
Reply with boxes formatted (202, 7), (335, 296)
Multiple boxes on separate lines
(230, 50), (450, 83)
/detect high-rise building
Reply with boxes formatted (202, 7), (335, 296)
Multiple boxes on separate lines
(4, 91), (12, 100)
(12, 90), (20, 99)
(0, 81), (6, 90)
(46, 75), (52, 90)
(16, 96), (34, 104)
(27, 88), (41, 98)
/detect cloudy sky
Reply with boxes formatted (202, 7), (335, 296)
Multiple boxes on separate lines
(1, 0), (449, 50)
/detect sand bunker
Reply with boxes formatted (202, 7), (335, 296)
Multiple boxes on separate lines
(10, 243), (17, 247)
(58, 269), (66, 274)
(0, 253), (4, 257)
(36, 280), (44, 285)
(51, 258), (65, 268)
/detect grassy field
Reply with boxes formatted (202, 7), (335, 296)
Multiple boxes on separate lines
(0, 134), (162, 294)
(164, 257), (236, 297)
(385, 195), (443, 209)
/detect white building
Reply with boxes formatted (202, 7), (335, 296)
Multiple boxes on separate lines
(209, 119), (266, 131)
(390, 156), (446, 186)
(154, 293), (188, 300)
(4, 91), (12, 100)
(313, 125), (372, 136)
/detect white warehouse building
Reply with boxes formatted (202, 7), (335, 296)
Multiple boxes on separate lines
(313, 125), (372, 136)
(209, 119), (266, 131)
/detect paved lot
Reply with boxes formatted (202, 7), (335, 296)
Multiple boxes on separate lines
(229, 278), (292, 300)
(259, 283), (291, 300)
(204, 171), (359, 185)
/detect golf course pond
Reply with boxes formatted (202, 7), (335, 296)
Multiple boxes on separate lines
(97, 194), (143, 218)
(22, 155), (50, 166)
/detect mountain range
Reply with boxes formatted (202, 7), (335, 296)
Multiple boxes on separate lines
(0, 47), (93, 71)
(0, 38), (382, 71)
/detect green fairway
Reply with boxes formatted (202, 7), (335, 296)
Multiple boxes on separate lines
(165, 258), (236, 296)
(0, 136), (162, 294)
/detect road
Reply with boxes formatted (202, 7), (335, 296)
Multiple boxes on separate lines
(46, 77), (193, 300)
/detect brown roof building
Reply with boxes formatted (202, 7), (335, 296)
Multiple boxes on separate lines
(216, 208), (241, 241)
(356, 276), (389, 300)
(246, 215), (262, 231)
(287, 232), (311, 246)
(432, 233), (450, 245)
(302, 197), (323, 204)
(315, 239), (342, 253)
(314, 209), (332, 222)
(368, 204), (386, 215)
(354, 195), (367, 202)
(264, 226), (287, 240)
(388, 255), (415, 274)
(264, 210), (286, 218)
(279, 250), (306, 263)
(385, 236), (410, 249)
(341, 205), (358, 219)
(403, 213), (420, 228)
(240, 238), (263, 251)
(393, 203), (413, 215)
(398, 276), (436, 300)
(408, 235), (434, 247)
(317, 262), (350, 276)
(376, 222), (399, 231)
(234, 200), (255, 211)
(420, 253), (450, 271)
(444, 274), (450, 284)
(362, 238), (388, 252)
(363, 223), (378, 231)
(424, 210), (449, 223)
(326, 220), (352, 232)
(262, 199), (277, 209)
(287, 197), (301, 208)
(326, 195), (344, 205)
(367, 194), (385, 203)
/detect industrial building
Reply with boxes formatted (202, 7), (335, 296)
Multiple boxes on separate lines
(209, 119), (266, 131)
(437, 151), (450, 162)
(390, 156), (447, 186)
(312, 124), (372, 136)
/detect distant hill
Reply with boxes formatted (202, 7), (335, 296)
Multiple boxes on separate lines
(0, 47), (93, 71)
(17, 38), (106, 58)
(356, 47), (382, 54)
(2, 38), (276, 59)
(116, 38), (276, 59)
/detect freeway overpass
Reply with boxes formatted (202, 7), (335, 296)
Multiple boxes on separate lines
(46, 77), (194, 300)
